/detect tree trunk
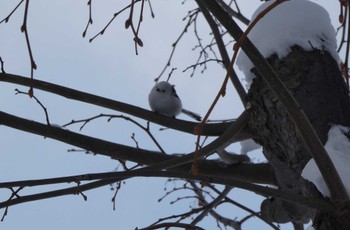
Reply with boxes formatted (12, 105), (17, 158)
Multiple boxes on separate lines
(246, 45), (350, 228)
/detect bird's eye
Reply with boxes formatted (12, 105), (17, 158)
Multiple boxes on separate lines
(156, 88), (160, 92)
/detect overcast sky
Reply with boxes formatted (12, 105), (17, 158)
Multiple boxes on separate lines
(0, 1), (340, 229)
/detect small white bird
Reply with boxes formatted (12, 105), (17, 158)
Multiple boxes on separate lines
(148, 81), (201, 121)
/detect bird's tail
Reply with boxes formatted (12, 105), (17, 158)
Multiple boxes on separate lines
(181, 109), (202, 121)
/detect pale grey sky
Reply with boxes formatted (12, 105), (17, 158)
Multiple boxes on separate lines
(0, 1), (340, 229)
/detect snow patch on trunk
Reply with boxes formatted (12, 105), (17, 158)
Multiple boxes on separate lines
(302, 125), (350, 197)
(236, 0), (338, 88)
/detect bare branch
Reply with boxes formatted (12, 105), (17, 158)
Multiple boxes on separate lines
(15, 88), (51, 125)
(0, 110), (275, 185)
(156, 9), (200, 81)
(190, 184), (236, 227)
(138, 222), (205, 230)
(89, 0), (142, 42)
(196, 0), (246, 105)
(1, 187), (24, 221)
(216, 0), (250, 25)
(63, 113), (166, 154)
(82, 0), (93, 38)
(0, 0), (25, 24)
(0, 72), (251, 138)
(207, 185), (279, 230)
(20, 0), (37, 96)
(0, 57), (5, 73)
(0, 161), (332, 212)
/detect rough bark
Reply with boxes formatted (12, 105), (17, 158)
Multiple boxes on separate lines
(246, 46), (350, 228)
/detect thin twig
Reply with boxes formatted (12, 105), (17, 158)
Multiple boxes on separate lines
(207, 184), (279, 230)
(0, 0), (25, 24)
(156, 9), (200, 81)
(125, 0), (143, 53)
(0, 57), (5, 73)
(138, 222), (205, 230)
(15, 88), (50, 125)
(89, 0), (142, 42)
(82, 0), (93, 37)
(147, 0), (155, 18)
(111, 181), (122, 210)
(20, 0), (37, 97)
(196, 1), (247, 105)
(1, 187), (24, 221)
(345, 1), (350, 88)
(183, 58), (223, 74)
(216, 0), (250, 25)
(63, 113), (166, 154)
(191, 184), (234, 226)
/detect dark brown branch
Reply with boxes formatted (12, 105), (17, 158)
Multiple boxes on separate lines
(82, 0), (93, 38)
(15, 88), (50, 125)
(125, 0), (145, 54)
(147, 0), (154, 18)
(196, 0), (246, 106)
(138, 222), (204, 230)
(0, 110), (274, 185)
(216, 0), (250, 25)
(0, 162), (332, 212)
(143, 110), (251, 173)
(345, 3), (350, 87)
(190, 185), (239, 228)
(182, 58), (223, 74)
(207, 185), (279, 230)
(0, 0), (25, 24)
(20, 0), (36, 96)
(0, 72), (251, 138)
(0, 57), (5, 73)
(89, 0), (141, 42)
(156, 9), (199, 80)
(1, 187), (24, 221)
(63, 113), (166, 154)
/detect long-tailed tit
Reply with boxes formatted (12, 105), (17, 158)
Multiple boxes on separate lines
(148, 81), (201, 121)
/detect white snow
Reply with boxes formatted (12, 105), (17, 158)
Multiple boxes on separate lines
(240, 139), (261, 155)
(302, 125), (350, 197)
(236, 0), (338, 88)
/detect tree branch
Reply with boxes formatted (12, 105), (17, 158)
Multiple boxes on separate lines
(215, 0), (250, 25)
(0, 165), (332, 212)
(196, 0), (247, 106)
(0, 110), (274, 184)
(190, 184), (238, 227)
(0, 72), (251, 138)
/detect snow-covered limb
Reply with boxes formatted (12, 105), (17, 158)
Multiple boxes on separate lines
(236, 0), (338, 88)
(216, 148), (250, 165)
(240, 139), (261, 155)
(302, 125), (350, 197)
(203, 0), (349, 201)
